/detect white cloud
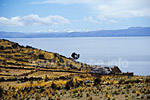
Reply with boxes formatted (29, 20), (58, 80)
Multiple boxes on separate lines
(84, 16), (117, 24)
(0, 14), (70, 26)
(107, 20), (117, 24)
(63, 28), (91, 32)
(36, 29), (58, 33)
(0, 17), (23, 26)
(95, 0), (150, 19)
(32, 0), (150, 19)
(31, 0), (100, 5)
(84, 16), (99, 23)
(96, 15), (107, 21)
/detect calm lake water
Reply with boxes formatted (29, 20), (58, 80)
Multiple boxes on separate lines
(6, 37), (150, 76)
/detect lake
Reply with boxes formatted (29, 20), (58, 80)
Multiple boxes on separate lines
(6, 37), (150, 76)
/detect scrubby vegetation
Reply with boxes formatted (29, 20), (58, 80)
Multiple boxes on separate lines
(0, 39), (150, 100)
(0, 75), (150, 100)
(0, 39), (92, 72)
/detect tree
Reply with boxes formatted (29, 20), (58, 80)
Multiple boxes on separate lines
(71, 52), (80, 60)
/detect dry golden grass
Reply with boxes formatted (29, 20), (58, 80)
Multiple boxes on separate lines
(0, 68), (32, 76)
(0, 73), (150, 100)
(27, 71), (72, 79)
(1, 39), (150, 100)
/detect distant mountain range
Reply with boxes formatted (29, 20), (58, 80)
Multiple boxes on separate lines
(0, 27), (150, 38)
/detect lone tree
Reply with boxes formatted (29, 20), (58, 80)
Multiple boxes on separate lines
(71, 52), (80, 60)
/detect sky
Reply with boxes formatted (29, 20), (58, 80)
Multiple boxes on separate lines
(0, 0), (150, 32)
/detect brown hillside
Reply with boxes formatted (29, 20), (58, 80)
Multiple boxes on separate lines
(0, 39), (92, 72)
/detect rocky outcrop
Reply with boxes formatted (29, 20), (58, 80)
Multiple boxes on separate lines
(91, 65), (122, 75)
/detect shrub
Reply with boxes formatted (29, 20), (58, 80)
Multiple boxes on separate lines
(86, 93), (90, 97)
(141, 96), (144, 99)
(12, 43), (19, 48)
(122, 91), (125, 94)
(132, 90), (136, 93)
(65, 79), (74, 90)
(126, 85), (131, 89)
(59, 57), (64, 63)
(89, 96), (92, 100)
(38, 54), (45, 59)
(145, 89), (150, 94)
(126, 89), (129, 94)
(113, 90), (118, 95)
(51, 82), (57, 90)
(145, 78), (150, 83)
(125, 95), (128, 98)
(94, 78), (101, 86)
(147, 95), (150, 99)
(0, 46), (4, 50)
(136, 91), (140, 96)
(56, 97), (60, 100)
(27, 97), (30, 100)
(0, 86), (3, 97)
(119, 79), (124, 84)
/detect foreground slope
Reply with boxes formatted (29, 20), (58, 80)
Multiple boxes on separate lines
(0, 39), (150, 100)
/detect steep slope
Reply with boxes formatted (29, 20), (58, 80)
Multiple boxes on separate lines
(0, 39), (92, 72)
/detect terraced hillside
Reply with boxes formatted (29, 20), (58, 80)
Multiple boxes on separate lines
(0, 39), (94, 85)
(0, 39), (92, 71)
(0, 39), (150, 100)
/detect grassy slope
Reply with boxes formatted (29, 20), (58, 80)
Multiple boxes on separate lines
(0, 39), (92, 72)
(0, 39), (150, 100)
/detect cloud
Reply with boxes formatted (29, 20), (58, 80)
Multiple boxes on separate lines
(84, 16), (99, 23)
(0, 14), (70, 26)
(107, 20), (117, 24)
(63, 28), (91, 32)
(95, 0), (150, 19)
(31, 0), (100, 5)
(84, 16), (117, 24)
(32, 0), (150, 19)
(0, 17), (23, 26)
(96, 15), (107, 21)
(36, 29), (58, 33)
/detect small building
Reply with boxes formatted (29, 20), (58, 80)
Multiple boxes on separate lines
(90, 65), (122, 75)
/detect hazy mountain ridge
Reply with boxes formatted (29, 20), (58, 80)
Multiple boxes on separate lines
(0, 27), (150, 38)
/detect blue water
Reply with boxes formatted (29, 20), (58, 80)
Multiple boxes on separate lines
(6, 37), (150, 76)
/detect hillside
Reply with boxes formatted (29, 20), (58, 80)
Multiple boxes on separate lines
(0, 27), (150, 38)
(0, 39), (150, 100)
(0, 39), (92, 72)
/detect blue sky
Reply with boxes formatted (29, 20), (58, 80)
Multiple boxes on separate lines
(0, 0), (150, 32)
